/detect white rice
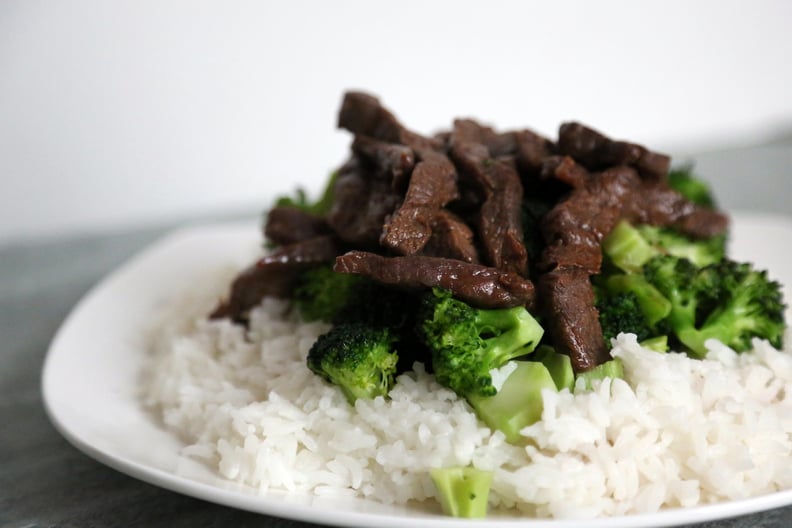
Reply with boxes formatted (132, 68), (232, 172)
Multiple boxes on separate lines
(142, 270), (792, 519)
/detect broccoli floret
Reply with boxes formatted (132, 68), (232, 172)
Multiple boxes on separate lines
(293, 265), (362, 322)
(306, 323), (398, 403)
(601, 273), (672, 327)
(419, 288), (544, 398)
(642, 255), (705, 351)
(635, 225), (725, 268)
(678, 259), (786, 355)
(603, 219), (725, 272)
(275, 170), (338, 216)
(594, 270), (672, 348)
(596, 291), (654, 343)
(430, 466), (493, 518)
(331, 280), (425, 373)
(667, 166), (716, 208)
(643, 255), (786, 357)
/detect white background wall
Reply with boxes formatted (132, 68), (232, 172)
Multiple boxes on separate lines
(2, 0), (791, 243)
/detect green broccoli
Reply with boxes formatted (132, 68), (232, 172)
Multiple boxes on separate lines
(418, 288), (548, 443)
(533, 345), (575, 391)
(667, 166), (716, 208)
(419, 288), (544, 398)
(678, 259), (786, 355)
(293, 265), (362, 322)
(306, 323), (399, 403)
(296, 267), (425, 373)
(466, 361), (557, 443)
(602, 219), (725, 272)
(642, 254), (708, 355)
(430, 466), (493, 518)
(643, 255), (786, 357)
(635, 224), (725, 268)
(600, 273), (672, 327)
(576, 358), (625, 390)
(275, 170), (338, 216)
(602, 220), (657, 273)
(596, 290), (654, 343)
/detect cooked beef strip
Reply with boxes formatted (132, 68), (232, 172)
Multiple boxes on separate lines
(515, 129), (556, 175)
(325, 157), (401, 249)
(446, 118), (518, 158)
(558, 122), (671, 180)
(351, 135), (415, 191)
(334, 250), (534, 309)
(264, 206), (331, 246)
(538, 167), (643, 371)
(210, 235), (342, 323)
(538, 268), (610, 372)
(628, 180), (729, 239)
(338, 91), (461, 256)
(539, 165), (729, 372)
(380, 155), (459, 255)
(486, 131), (518, 158)
(540, 155), (591, 189)
(338, 91), (440, 156)
(450, 119), (529, 276)
(421, 209), (480, 263)
(540, 166), (641, 273)
(218, 92), (731, 373)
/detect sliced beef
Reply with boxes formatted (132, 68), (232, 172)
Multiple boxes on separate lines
(515, 129), (556, 175)
(450, 119), (528, 276)
(539, 165), (729, 372)
(334, 251), (534, 309)
(448, 118), (518, 158)
(558, 122), (671, 180)
(628, 181), (729, 239)
(351, 135), (415, 191)
(339, 91), (461, 255)
(538, 268), (610, 372)
(380, 155), (459, 255)
(216, 91), (733, 375)
(422, 209), (479, 263)
(540, 155), (591, 189)
(264, 206), (330, 246)
(338, 91), (440, 156)
(538, 167), (643, 371)
(540, 166), (642, 273)
(210, 235), (342, 323)
(325, 157), (401, 249)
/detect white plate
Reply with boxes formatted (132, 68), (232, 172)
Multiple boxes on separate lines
(42, 213), (792, 528)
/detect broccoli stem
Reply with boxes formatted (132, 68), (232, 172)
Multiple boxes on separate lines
(474, 307), (544, 363)
(467, 361), (557, 443)
(640, 335), (669, 352)
(605, 274), (671, 326)
(602, 220), (656, 273)
(575, 358), (624, 391)
(430, 466), (493, 518)
(534, 345), (575, 391)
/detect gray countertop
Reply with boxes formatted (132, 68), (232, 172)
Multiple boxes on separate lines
(2, 143), (792, 527)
